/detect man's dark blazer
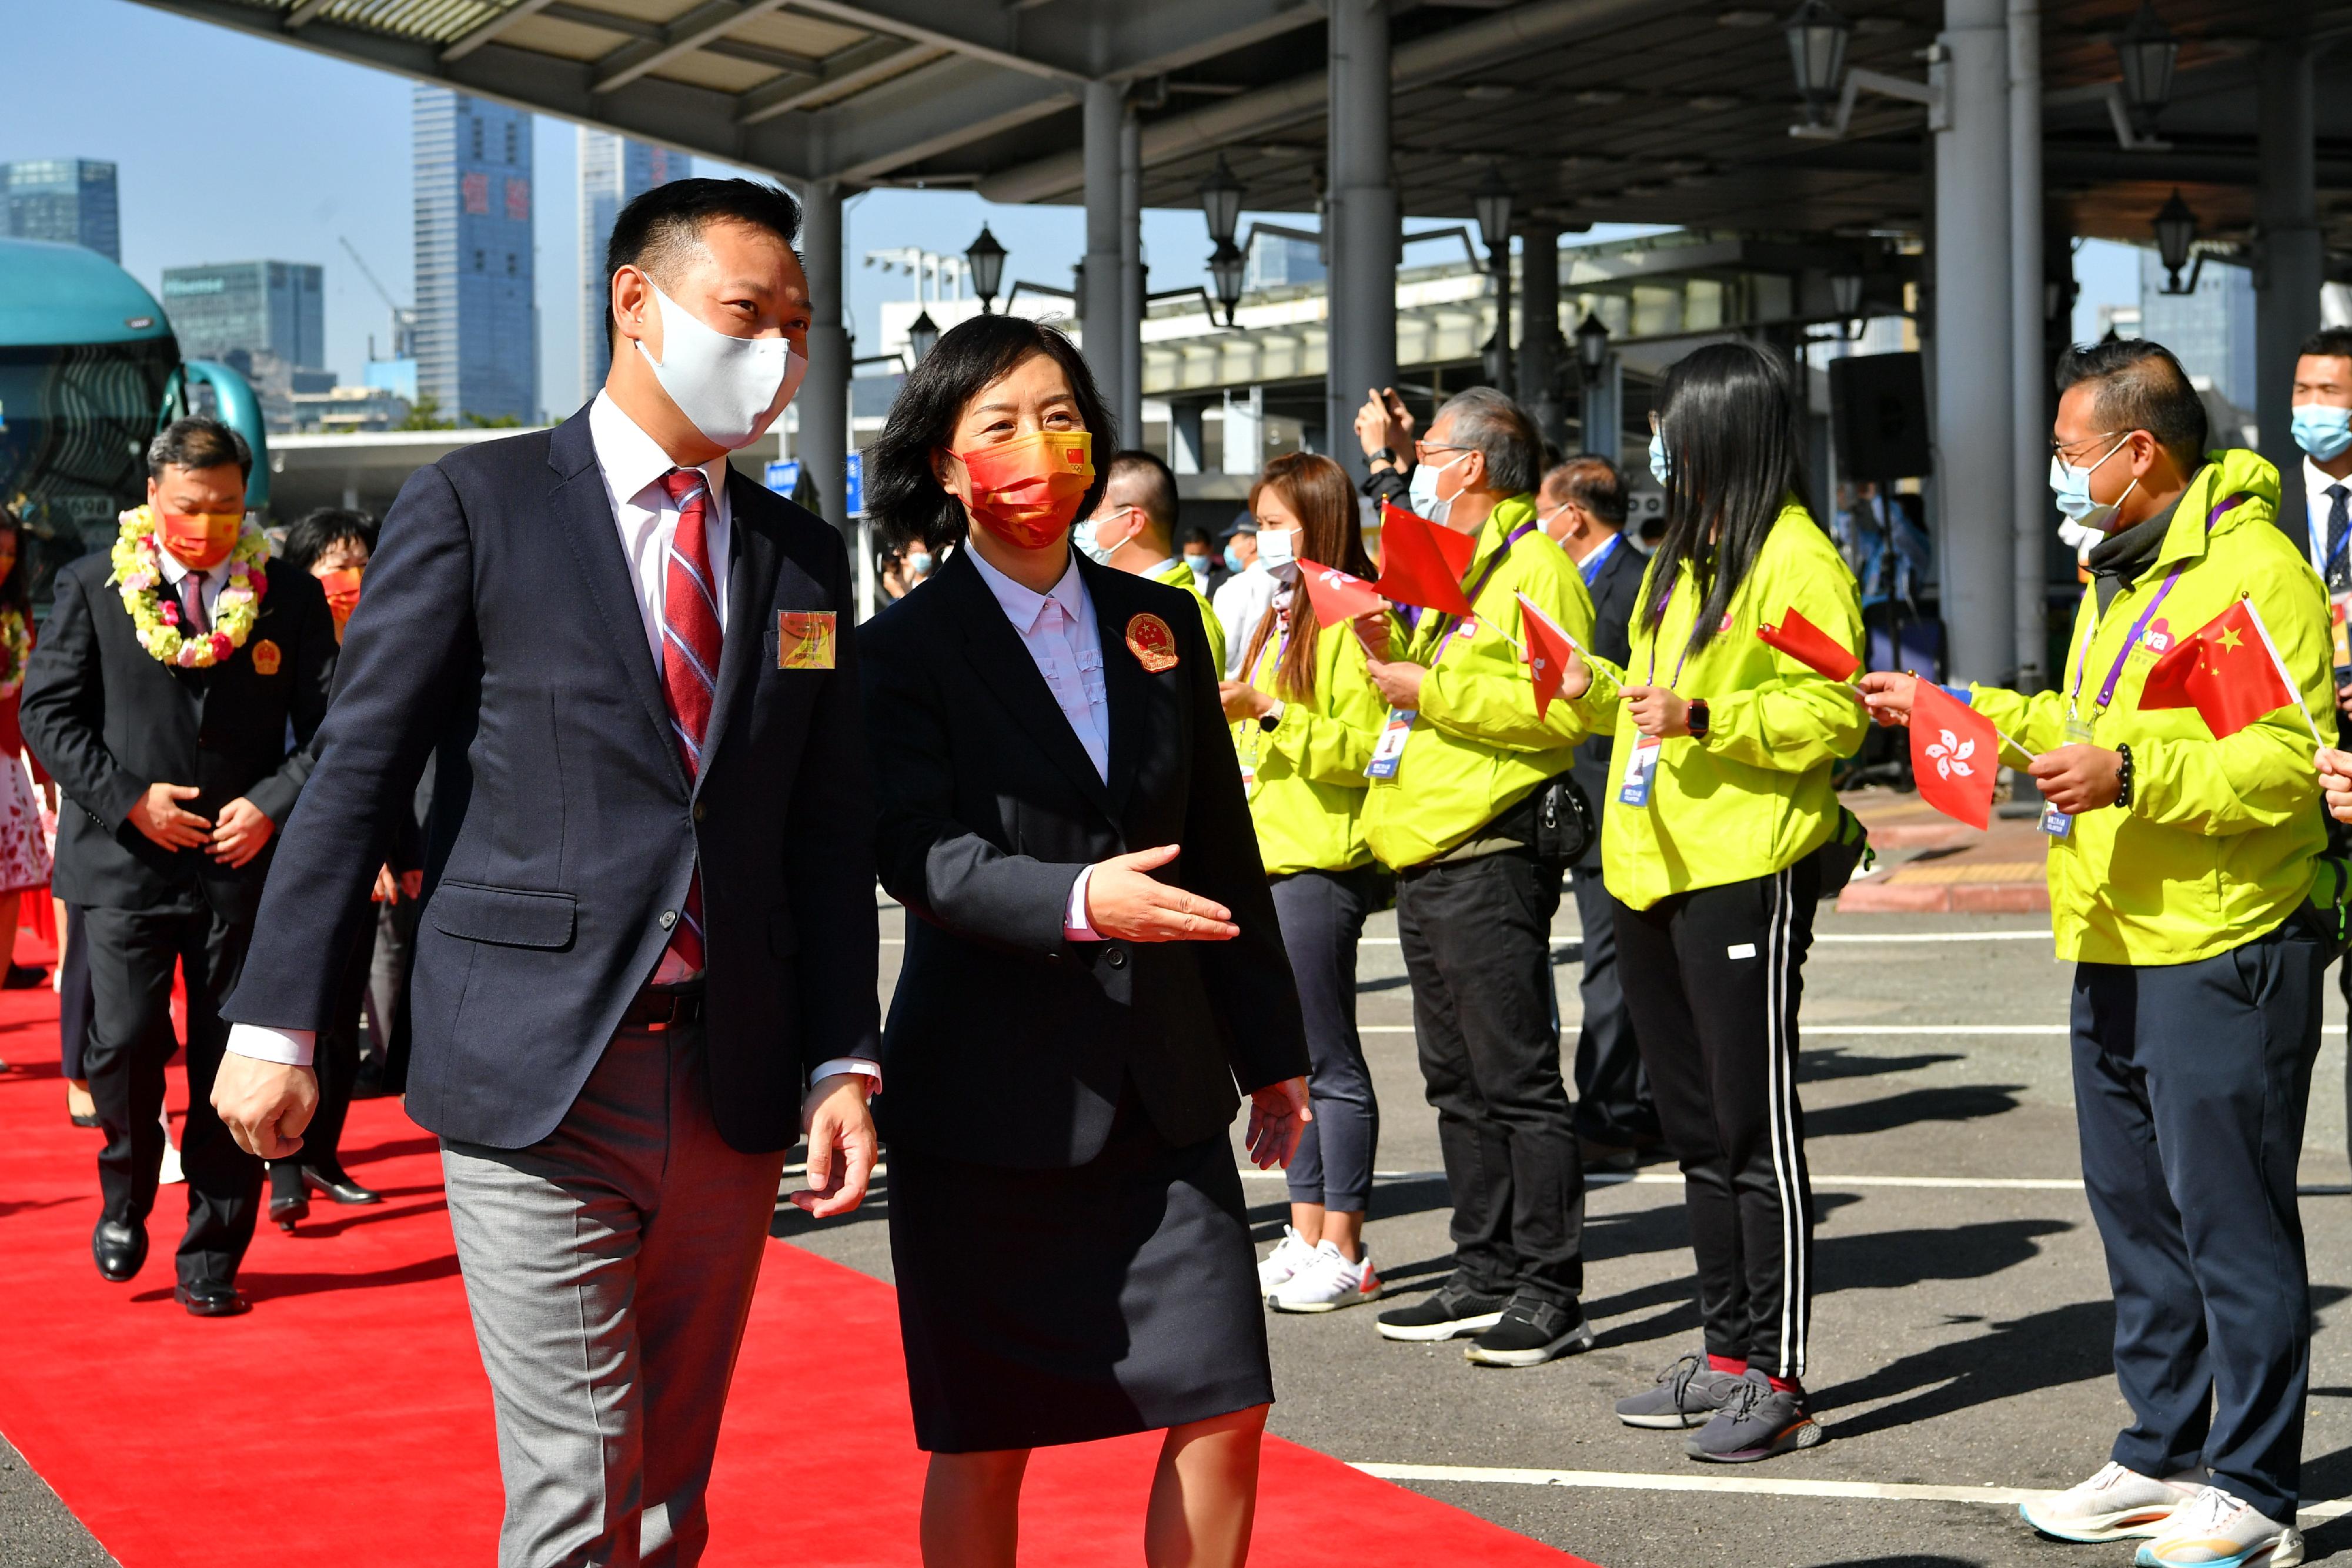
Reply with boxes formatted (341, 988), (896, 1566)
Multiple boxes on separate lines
(1571, 531), (1646, 869)
(23, 551), (335, 914)
(222, 406), (880, 1154)
(858, 547), (1308, 1169)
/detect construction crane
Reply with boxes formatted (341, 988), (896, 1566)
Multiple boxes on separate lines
(340, 235), (414, 360)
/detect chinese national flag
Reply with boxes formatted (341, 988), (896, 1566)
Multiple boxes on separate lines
(1756, 606), (1862, 681)
(1374, 503), (1476, 617)
(2139, 599), (2300, 738)
(1295, 559), (1387, 628)
(1909, 678), (1999, 830)
(1516, 592), (1581, 720)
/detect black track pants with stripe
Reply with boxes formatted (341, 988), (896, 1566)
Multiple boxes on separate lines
(1613, 853), (1819, 1380)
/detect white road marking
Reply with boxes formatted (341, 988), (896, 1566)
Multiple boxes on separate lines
(1813, 931), (2053, 943)
(1236, 1169), (2090, 1191)
(1365, 1022), (2350, 1036)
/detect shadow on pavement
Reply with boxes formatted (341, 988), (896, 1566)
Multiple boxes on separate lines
(1798, 1045), (1966, 1082)
(1808, 1084), (2029, 1140)
(1805, 1298), (2115, 1435)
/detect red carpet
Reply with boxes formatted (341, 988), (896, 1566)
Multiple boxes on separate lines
(0, 944), (1592, 1566)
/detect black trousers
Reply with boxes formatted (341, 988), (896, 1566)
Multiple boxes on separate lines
(2074, 919), (2326, 1522)
(1271, 864), (1387, 1211)
(83, 901), (263, 1286)
(1396, 848), (1583, 1305)
(272, 923), (368, 1200)
(59, 901), (92, 1082)
(1569, 861), (1655, 1146)
(1614, 855), (1820, 1380)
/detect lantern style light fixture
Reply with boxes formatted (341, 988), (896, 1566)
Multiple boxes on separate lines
(1199, 154), (1244, 249)
(2151, 189), (2201, 295)
(1830, 270), (1865, 337)
(907, 309), (940, 365)
(1473, 163), (1514, 263)
(1784, 0), (1852, 130)
(1573, 310), (1611, 378)
(2114, 2), (2180, 140)
(1208, 239), (1247, 327)
(964, 225), (1007, 314)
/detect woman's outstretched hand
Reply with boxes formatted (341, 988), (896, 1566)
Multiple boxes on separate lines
(1857, 670), (1917, 728)
(1085, 845), (1240, 942)
(1245, 1076), (1311, 1169)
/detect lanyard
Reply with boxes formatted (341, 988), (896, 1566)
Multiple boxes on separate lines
(1578, 530), (1622, 587)
(2069, 492), (2249, 715)
(1428, 522), (1539, 663)
(1643, 576), (1696, 690)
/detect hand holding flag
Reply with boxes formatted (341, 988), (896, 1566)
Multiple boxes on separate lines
(1373, 503), (1476, 617)
(1515, 592), (1585, 720)
(1906, 680), (1999, 829)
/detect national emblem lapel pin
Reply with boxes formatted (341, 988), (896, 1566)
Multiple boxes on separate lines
(1125, 611), (1178, 672)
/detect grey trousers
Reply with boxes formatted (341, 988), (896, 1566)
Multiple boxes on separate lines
(441, 1019), (786, 1568)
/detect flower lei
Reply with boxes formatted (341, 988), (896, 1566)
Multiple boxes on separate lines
(0, 608), (28, 696)
(109, 506), (270, 668)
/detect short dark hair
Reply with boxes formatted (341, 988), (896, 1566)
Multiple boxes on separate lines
(148, 416), (250, 481)
(1543, 454), (1627, 527)
(1434, 386), (1542, 496)
(2302, 327), (2352, 362)
(1105, 449), (1179, 539)
(280, 507), (378, 573)
(2054, 338), (2207, 471)
(603, 177), (804, 351)
(864, 314), (1111, 554)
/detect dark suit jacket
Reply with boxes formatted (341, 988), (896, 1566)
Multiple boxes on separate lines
(24, 552), (335, 914)
(223, 407), (880, 1154)
(858, 549), (1307, 1169)
(1571, 531), (1647, 868)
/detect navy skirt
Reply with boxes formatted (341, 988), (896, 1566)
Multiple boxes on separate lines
(887, 1098), (1274, 1453)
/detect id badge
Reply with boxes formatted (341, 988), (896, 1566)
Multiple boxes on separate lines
(2331, 593), (2350, 682)
(1365, 707), (1415, 780)
(2039, 715), (2094, 840)
(1618, 737), (1663, 808)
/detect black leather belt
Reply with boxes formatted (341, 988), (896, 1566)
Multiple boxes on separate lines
(620, 985), (705, 1032)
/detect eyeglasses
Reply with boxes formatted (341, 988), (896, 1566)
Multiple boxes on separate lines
(1415, 440), (1472, 459)
(2050, 430), (2128, 463)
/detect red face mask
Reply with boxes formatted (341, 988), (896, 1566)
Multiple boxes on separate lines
(158, 510), (242, 570)
(952, 431), (1094, 550)
(319, 567), (364, 639)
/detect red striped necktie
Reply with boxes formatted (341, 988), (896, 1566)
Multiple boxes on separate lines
(659, 466), (723, 974)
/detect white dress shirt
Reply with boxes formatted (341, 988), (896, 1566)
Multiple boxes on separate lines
(967, 546), (1110, 938)
(228, 393), (880, 1087)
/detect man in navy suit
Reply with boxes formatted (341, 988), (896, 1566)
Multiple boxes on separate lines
(212, 179), (880, 1567)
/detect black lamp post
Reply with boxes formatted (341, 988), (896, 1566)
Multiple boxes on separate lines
(907, 309), (939, 364)
(1473, 163), (1514, 265)
(1573, 310), (1611, 379)
(964, 225), (1007, 314)
(1199, 154), (1243, 248)
(1783, 0), (1852, 131)
(1830, 271), (1865, 338)
(1208, 239), (1246, 327)
(2115, 2), (2179, 141)
(2152, 188), (2200, 295)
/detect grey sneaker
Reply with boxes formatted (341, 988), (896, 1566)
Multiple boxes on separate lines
(1462, 1296), (1595, 1368)
(1685, 1370), (1824, 1463)
(1616, 1353), (1747, 1429)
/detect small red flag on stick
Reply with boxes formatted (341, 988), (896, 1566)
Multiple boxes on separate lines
(1908, 679), (2000, 830)
(1294, 559), (1388, 628)
(1374, 503), (1476, 617)
(1756, 607), (1862, 682)
(1516, 592), (1581, 720)
(2139, 597), (2310, 740)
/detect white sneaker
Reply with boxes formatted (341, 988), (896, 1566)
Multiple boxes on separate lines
(2020, 1462), (2204, 1543)
(1269, 1241), (1381, 1313)
(1257, 1227), (1317, 1296)
(2133, 1483), (2303, 1568)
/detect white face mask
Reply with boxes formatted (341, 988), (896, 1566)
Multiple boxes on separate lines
(1257, 524), (1299, 579)
(1407, 449), (1472, 528)
(635, 283), (804, 450)
(2048, 434), (2136, 534)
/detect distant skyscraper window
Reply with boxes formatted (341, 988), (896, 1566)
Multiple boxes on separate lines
(415, 87), (538, 424)
(578, 129), (691, 404)
(2, 159), (120, 262)
(2137, 250), (2256, 412)
(160, 260), (327, 370)
(1243, 235), (1324, 293)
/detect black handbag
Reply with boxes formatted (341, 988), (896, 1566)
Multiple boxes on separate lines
(1532, 773), (1597, 871)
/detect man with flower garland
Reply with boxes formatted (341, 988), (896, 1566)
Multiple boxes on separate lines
(22, 416), (337, 1316)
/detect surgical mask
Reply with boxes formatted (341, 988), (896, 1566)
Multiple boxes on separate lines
(2292, 403), (2352, 463)
(1185, 553), (1211, 583)
(158, 509), (243, 570)
(1073, 505), (1140, 566)
(318, 566), (365, 640)
(1407, 450), (1472, 527)
(1647, 430), (1671, 489)
(636, 284), (805, 450)
(1256, 526), (1298, 579)
(954, 430), (1095, 550)
(1224, 543), (1247, 574)
(2049, 434), (2136, 532)
(906, 551), (933, 578)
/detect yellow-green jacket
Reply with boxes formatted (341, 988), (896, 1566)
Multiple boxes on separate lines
(1968, 449), (2331, 967)
(1233, 611), (1387, 876)
(1361, 493), (1604, 869)
(1151, 557), (1227, 672)
(1585, 500), (1868, 911)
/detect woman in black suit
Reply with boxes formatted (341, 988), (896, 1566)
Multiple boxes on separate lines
(859, 315), (1310, 1568)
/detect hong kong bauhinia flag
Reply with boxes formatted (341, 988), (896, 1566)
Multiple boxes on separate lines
(2139, 597), (2301, 738)
(1374, 503), (1476, 617)
(1294, 559), (1387, 628)
(1909, 678), (1999, 830)
(1516, 593), (1581, 720)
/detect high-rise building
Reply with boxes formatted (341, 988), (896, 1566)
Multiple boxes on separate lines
(413, 87), (538, 424)
(2, 159), (120, 261)
(1244, 234), (1324, 293)
(580, 130), (689, 404)
(159, 261), (326, 370)
(2137, 250), (2256, 411)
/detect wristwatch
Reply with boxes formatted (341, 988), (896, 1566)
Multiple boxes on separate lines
(1258, 700), (1285, 732)
(1686, 698), (1711, 740)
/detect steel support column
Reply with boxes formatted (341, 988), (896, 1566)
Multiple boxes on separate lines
(2008, 0), (2045, 686)
(2256, 36), (2322, 528)
(1081, 79), (1127, 426)
(1518, 226), (1563, 450)
(1327, 0), (1397, 483)
(1932, 0), (2013, 683)
(799, 176), (850, 538)
(1118, 100), (1145, 449)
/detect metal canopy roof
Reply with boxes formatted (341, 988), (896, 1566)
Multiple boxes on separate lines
(135, 0), (2352, 260)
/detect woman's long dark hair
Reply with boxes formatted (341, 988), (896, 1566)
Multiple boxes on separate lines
(1641, 340), (1815, 656)
(865, 314), (1112, 554)
(1240, 452), (1372, 704)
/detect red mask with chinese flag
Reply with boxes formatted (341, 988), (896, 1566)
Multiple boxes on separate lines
(320, 567), (365, 639)
(158, 510), (242, 571)
(953, 431), (1094, 550)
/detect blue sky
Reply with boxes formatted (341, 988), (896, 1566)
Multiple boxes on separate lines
(7, 0), (2143, 411)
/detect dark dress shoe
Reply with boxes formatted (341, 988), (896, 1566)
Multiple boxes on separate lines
(269, 1187), (310, 1233)
(92, 1219), (146, 1282)
(174, 1281), (251, 1318)
(303, 1165), (382, 1206)
(1, 962), (46, 989)
(69, 1111), (100, 1129)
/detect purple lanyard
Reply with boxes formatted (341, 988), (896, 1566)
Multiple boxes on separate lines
(2072, 492), (2249, 713)
(1429, 523), (1539, 664)
(1643, 576), (1695, 690)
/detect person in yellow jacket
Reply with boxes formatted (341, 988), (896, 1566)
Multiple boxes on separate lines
(1345, 387), (1609, 1369)
(1077, 449), (1225, 670)
(1863, 340), (2331, 1567)
(1559, 342), (1865, 1462)
(1217, 452), (1393, 1315)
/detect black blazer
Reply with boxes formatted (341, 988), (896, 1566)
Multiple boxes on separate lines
(858, 548), (1307, 1169)
(1571, 531), (1648, 862)
(24, 551), (335, 914)
(222, 407), (880, 1154)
